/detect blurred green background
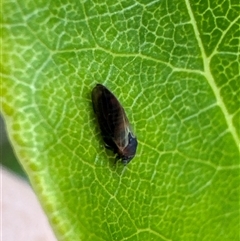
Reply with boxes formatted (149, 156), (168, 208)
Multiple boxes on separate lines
(1, 114), (27, 178)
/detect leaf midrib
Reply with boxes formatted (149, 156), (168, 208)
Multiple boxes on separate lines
(185, 0), (240, 149)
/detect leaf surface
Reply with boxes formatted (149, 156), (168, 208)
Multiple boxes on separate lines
(1, 0), (239, 240)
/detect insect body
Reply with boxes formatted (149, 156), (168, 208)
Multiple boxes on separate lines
(92, 84), (138, 165)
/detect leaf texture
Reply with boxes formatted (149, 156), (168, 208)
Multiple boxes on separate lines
(1, 0), (239, 240)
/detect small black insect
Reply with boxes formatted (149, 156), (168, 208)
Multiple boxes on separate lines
(92, 84), (138, 165)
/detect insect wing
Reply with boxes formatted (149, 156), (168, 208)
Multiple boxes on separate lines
(112, 118), (131, 151)
(92, 84), (128, 148)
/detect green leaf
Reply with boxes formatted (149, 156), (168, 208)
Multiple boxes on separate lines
(1, 0), (239, 240)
